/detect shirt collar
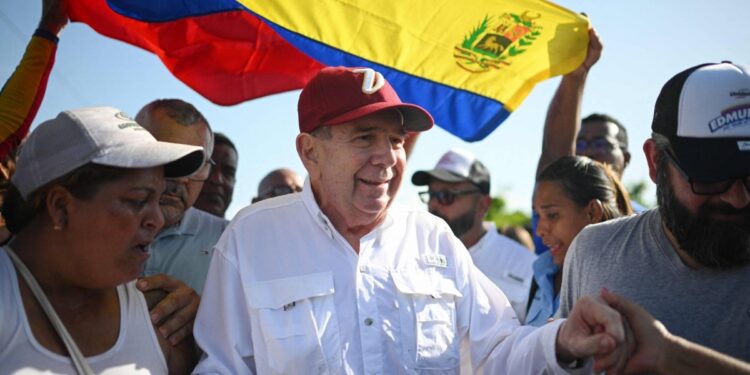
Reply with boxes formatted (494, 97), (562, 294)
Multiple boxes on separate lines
(469, 221), (497, 252)
(300, 177), (394, 241)
(157, 207), (200, 238)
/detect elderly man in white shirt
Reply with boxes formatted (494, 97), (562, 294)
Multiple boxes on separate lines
(193, 66), (630, 374)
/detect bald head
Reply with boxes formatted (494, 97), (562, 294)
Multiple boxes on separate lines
(252, 168), (303, 203)
(136, 99), (213, 227)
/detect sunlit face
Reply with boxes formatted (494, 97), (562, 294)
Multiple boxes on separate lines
(533, 180), (595, 266)
(145, 109), (213, 227)
(426, 179), (483, 238)
(65, 167), (165, 287)
(307, 110), (406, 231)
(195, 143), (238, 217)
(576, 121), (628, 177)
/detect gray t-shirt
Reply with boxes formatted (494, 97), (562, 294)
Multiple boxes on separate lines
(557, 209), (750, 361)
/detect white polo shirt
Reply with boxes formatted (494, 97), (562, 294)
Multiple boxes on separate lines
(193, 179), (583, 374)
(469, 222), (537, 323)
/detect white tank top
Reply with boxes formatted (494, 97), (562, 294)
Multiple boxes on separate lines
(0, 249), (168, 374)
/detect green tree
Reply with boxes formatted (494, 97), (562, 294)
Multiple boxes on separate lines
(627, 180), (652, 209)
(485, 195), (531, 229)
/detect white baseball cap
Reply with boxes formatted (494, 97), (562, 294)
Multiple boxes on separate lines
(412, 148), (490, 194)
(12, 106), (205, 199)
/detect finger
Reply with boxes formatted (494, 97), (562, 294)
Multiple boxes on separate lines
(601, 289), (640, 317)
(167, 321), (194, 346)
(159, 306), (191, 340)
(572, 332), (617, 357)
(594, 341), (630, 375)
(149, 287), (194, 324)
(138, 273), (184, 292)
(583, 297), (625, 344)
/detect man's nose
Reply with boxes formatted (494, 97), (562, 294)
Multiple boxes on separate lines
(719, 179), (750, 209)
(371, 138), (398, 167)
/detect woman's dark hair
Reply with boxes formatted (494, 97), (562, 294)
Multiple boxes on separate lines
(537, 156), (633, 221)
(2, 164), (128, 233)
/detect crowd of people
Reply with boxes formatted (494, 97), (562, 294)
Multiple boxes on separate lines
(0, 1), (748, 374)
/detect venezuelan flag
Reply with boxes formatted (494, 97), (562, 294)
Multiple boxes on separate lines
(240, 0), (589, 141)
(68, 0), (323, 106)
(71, 0), (588, 141)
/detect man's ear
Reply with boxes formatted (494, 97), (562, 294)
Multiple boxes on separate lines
(296, 133), (319, 170)
(585, 198), (604, 223)
(623, 149), (631, 170)
(45, 186), (73, 230)
(643, 139), (659, 183)
(478, 194), (492, 218)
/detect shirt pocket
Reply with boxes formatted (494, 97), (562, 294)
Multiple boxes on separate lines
(391, 270), (463, 371)
(245, 272), (341, 375)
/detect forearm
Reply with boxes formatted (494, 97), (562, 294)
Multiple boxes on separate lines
(659, 336), (750, 375)
(536, 70), (588, 177)
(0, 32), (57, 159)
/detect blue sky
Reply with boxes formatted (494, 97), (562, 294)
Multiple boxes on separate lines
(1, 0), (748, 218)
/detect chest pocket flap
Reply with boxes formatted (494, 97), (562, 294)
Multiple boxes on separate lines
(246, 271), (335, 309)
(391, 270), (463, 299)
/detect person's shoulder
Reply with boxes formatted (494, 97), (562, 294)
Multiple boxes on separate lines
(579, 209), (651, 238)
(189, 207), (229, 230)
(493, 232), (537, 261)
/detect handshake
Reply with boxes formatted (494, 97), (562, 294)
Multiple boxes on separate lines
(556, 289), (749, 375)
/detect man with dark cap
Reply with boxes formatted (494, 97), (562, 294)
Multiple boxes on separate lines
(558, 62), (750, 361)
(413, 148), (536, 322)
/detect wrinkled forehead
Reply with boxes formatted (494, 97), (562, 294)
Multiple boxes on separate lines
(333, 109), (407, 136)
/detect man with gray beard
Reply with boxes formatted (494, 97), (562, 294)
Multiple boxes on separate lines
(557, 62), (750, 362)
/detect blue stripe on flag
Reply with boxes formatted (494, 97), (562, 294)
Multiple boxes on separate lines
(268, 23), (511, 141)
(106, 0), (243, 22)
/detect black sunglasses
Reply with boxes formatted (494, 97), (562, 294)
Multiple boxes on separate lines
(419, 189), (481, 205)
(664, 151), (750, 195)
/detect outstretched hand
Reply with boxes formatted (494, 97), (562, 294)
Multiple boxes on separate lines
(138, 273), (200, 346)
(555, 295), (631, 374)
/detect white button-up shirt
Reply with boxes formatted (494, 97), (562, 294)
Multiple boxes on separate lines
(193, 179), (584, 374)
(468, 222), (537, 323)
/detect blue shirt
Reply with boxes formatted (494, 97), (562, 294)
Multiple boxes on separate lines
(143, 207), (228, 294)
(524, 251), (560, 327)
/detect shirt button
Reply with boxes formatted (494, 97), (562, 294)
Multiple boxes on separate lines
(364, 317), (374, 326)
(359, 265), (366, 272)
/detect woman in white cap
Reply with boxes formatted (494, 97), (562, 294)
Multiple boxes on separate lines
(0, 107), (205, 374)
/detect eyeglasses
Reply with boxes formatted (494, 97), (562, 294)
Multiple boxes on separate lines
(259, 185), (303, 199)
(419, 189), (481, 205)
(188, 158), (216, 181)
(664, 151), (750, 195)
(576, 137), (620, 155)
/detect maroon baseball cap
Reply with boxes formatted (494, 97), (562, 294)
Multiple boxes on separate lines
(298, 66), (434, 133)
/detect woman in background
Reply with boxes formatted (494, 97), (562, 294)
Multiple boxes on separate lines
(526, 155), (633, 326)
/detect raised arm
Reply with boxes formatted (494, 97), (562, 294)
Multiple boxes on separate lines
(0, 0), (68, 160)
(536, 27), (602, 177)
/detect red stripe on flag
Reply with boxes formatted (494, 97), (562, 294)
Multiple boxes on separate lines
(68, 0), (324, 105)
